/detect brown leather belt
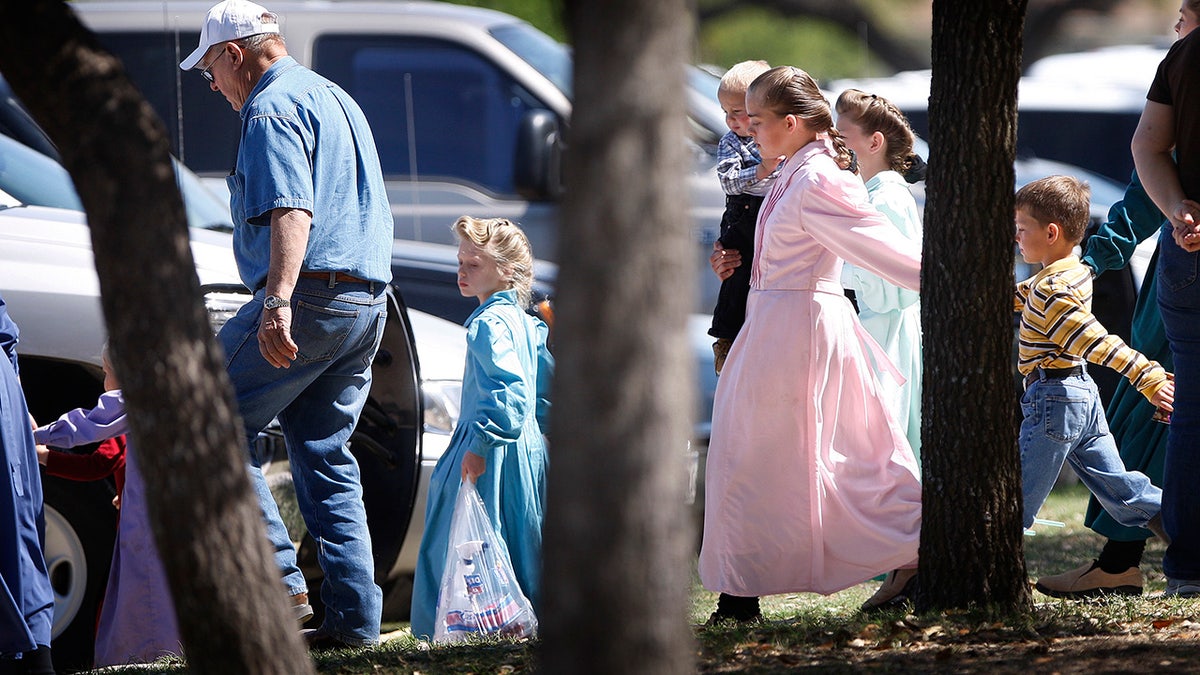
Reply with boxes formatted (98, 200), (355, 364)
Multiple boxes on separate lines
(297, 271), (367, 284)
(1024, 365), (1084, 390)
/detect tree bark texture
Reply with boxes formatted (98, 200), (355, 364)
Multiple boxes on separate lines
(0, 2), (315, 672)
(541, 1), (696, 673)
(920, 0), (1032, 613)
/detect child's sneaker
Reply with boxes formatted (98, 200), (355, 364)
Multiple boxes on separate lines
(712, 338), (733, 375)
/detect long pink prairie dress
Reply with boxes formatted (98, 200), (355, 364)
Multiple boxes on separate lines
(699, 139), (923, 597)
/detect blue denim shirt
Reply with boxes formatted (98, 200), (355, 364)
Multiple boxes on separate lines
(227, 56), (393, 289)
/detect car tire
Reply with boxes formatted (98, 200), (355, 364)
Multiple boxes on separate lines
(42, 475), (117, 672)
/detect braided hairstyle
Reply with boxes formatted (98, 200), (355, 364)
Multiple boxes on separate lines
(451, 215), (535, 308)
(748, 66), (853, 170)
(834, 88), (919, 175)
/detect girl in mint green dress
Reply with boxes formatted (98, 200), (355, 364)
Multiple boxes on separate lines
(835, 89), (925, 467)
(411, 216), (552, 640)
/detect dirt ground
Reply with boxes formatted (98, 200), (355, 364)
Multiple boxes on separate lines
(698, 614), (1200, 673)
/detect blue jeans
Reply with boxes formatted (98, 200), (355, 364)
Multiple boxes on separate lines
(217, 276), (386, 645)
(1019, 370), (1161, 531)
(1157, 225), (1200, 580)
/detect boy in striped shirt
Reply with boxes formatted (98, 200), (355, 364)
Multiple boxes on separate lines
(1014, 176), (1174, 566)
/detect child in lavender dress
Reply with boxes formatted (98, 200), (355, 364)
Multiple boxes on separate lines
(32, 349), (180, 667)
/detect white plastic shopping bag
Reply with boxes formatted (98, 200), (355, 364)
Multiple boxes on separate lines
(432, 480), (538, 643)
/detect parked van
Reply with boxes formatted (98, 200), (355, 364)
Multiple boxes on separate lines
(72, 0), (729, 309)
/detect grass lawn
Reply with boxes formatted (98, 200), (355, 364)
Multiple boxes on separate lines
(110, 484), (1200, 674)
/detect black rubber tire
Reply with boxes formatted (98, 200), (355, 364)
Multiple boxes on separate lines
(42, 476), (117, 673)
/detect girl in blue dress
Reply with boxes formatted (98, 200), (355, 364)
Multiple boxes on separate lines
(410, 216), (552, 640)
(835, 88), (925, 470)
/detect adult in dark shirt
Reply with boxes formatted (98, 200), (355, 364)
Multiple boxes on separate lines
(1132, 22), (1200, 596)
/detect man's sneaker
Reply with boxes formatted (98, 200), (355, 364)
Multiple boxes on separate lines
(1035, 561), (1142, 599)
(1164, 578), (1200, 598)
(301, 628), (358, 651)
(293, 592), (315, 626)
(861, 568), (918, 611)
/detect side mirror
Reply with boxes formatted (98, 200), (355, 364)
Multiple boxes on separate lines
(514, 109), (563, 201)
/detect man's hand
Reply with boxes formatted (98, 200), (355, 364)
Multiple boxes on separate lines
(259, 304), (299, 368)
(710, 241), (743, 281)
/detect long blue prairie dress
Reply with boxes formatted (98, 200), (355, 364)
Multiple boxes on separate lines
(410, 289), (552, 639)
(0, 296), (53, 659)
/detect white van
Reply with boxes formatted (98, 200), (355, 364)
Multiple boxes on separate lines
(73, 0), (729, 309)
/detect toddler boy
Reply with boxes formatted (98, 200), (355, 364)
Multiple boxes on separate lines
(1013, 176), (1173, 568)
(709, 59), (782, 373)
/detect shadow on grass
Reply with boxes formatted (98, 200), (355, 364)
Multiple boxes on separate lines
(104, 484), (1190, 674)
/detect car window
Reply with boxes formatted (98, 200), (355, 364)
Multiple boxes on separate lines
(489, 22), (572, 98)
(315, 35), (546, 197)
(0, 134), (82, 211)
(94, 31), (242, 175)
(0, 119), (230, 229)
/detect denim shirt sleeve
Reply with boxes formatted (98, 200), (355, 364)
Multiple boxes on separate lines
(462, 314), (530, 456)
(240, 112), (315, 226)
(1080, 171), (1164, 276)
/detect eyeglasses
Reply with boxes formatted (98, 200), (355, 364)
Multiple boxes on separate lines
(200, 49), (227, 83)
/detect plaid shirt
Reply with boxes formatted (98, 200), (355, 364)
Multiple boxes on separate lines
(716, 130), (777, 197)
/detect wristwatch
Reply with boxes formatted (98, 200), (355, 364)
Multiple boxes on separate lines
(263, 295), (290, 310)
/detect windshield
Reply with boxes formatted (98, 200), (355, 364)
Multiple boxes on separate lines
(0, 131), (231, 229)
(491, 24), (726, 152)
(490, 22), (573, 98)
(177, 163), (234, 231)
(0, 134), (83, 211)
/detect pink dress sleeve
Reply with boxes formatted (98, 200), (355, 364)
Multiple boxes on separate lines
(801, 169), (921, 291)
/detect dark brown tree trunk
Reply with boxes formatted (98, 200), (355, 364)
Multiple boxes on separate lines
(0, 3), (314, 672)
(541, 1), (695, 673)
(919, 0), (1032, 613)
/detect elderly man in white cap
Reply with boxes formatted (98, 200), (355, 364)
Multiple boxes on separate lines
(181, 0), (393, 650)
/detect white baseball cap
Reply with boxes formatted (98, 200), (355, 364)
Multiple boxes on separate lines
(179, 0), (280, 71)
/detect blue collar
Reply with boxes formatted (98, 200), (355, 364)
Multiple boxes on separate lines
(240, 56), (301, 119)
(465, 288), (519, 325)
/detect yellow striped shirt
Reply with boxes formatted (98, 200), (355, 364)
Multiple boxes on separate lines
(1014, 256), (1169, 401)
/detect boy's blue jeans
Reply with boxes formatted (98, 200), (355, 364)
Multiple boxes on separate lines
(218, 276), (386, 645)
(1157, 226), (1200, 581)
(1020, 369), (1161, 531)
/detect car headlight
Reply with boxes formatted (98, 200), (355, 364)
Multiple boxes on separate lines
(423, 379), (462, 435)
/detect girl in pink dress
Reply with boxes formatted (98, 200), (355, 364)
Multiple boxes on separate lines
(700, 66), (923, 623)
